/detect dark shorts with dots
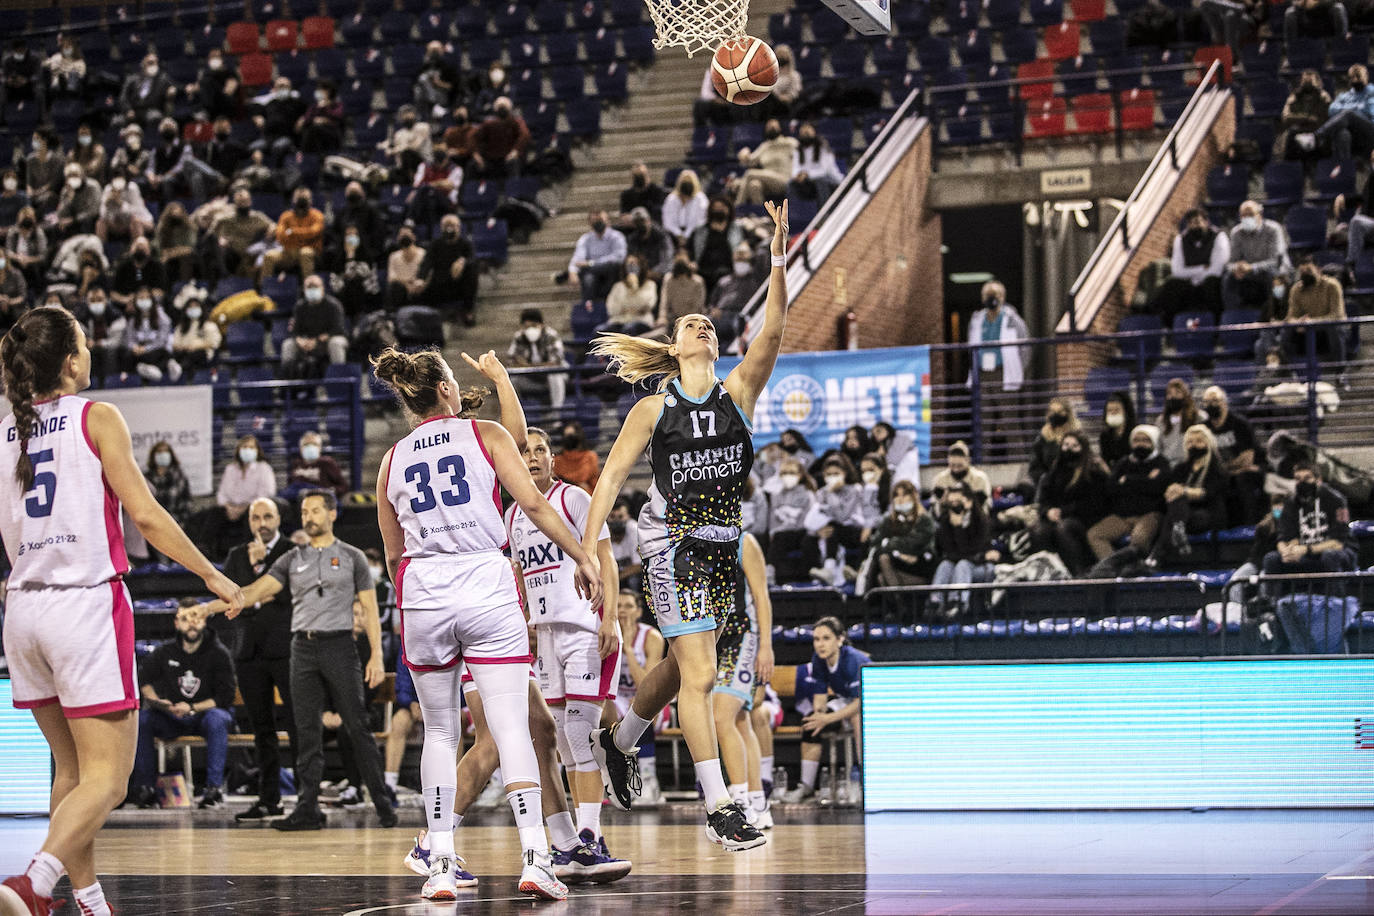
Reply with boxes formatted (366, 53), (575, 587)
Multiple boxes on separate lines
(643, 535), (743, 639)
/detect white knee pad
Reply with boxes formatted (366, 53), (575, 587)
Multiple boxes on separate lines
(549, 703), (577, 773)
(562, 700), (600, 773)
(467, 663), (539, 786)
(410, 667), (463, 791)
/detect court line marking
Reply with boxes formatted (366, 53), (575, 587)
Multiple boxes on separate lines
(1324, 875), (1374, 880)
(342, 888), (942, 915)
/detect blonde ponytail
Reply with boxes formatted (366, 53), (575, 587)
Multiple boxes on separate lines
(588, 329), (682, 391)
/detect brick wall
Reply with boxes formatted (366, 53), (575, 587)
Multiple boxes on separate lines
(780, 128), (944, 353)
(1055, 95), (1236, 381)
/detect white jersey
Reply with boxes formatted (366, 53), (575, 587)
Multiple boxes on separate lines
(0, 396), (129, 590)
(505, 479), (608, 632)
(386, 417), (507, 559)
(616, 622), (655, 704)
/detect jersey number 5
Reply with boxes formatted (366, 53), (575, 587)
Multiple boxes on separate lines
(405, 455), (471, 514)
(688, 409), (717, 439)
(24, 449), (56, 519)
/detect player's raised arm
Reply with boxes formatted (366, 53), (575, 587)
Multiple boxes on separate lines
(462, 349), (528, 452)
(87, 401), (244, 615)
(582, 395), (660, 556)
(724, 199), (788, 421)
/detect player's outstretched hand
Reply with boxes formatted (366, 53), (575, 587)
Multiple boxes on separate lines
(206, 571), (245, 620)
(461, 349), (510, 386)
(575, 556), (603, 609)
(764, 199), (789, 256)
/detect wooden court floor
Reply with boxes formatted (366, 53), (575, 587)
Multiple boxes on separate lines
(3, 806), (1373, 914)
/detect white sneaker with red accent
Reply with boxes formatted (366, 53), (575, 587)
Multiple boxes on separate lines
(518, 849), (568, 900)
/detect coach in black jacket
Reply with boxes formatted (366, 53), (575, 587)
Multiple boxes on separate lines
(222, 496), (296, 821)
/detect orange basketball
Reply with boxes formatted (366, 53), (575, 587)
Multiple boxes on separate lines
(710, 36), (779, 106)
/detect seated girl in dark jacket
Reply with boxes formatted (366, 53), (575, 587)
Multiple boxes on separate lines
(1029, 431), (1109, 574)
(1148, 423), (1228, 565)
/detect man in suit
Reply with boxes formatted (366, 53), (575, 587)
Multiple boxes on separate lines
(221, 497), (297, 821)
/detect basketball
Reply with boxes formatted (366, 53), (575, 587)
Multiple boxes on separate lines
(710, 36), (779, 105)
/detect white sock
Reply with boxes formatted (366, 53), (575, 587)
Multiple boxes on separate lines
(637, 755), (657, 778)
(73, 882), (110, 916)
(728, 782), (748, 806)
(576, 801), (601, 838)
(428, 829), (455, 858)
(507, 788), (547, 853)
(547, 810), (579, 851)
(614, 709), (653, 754)
(24, 852), (63, 899)
(695, 758), (731, 810)
(452, 813), (463, 830)
(761, 755), (774, 777)
(425, 785), (456, 837)
(384, 771), (399, 789)
(749, 790), (767, 812)
(800, 758), (820, 790)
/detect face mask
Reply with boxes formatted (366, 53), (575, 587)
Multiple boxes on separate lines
(562, 433), (581, 450)
(1048, 412), (1068, 427)
(780, 474), (801, 489)
(88, 300), (106, 316)
(301, 444), (321, 462)
(672, 262), (691, 277)
(626, 264), (641, 277)
(892, 501), (914, 514)
(132, 249), (148, 263)
(1184, 227), (1204, 242)
(983, 295), (999, 308)
(31, 139), (42, 153)
(345, 234), (360, 248)
(765, 128), (781, 140)
(1131, 444), (1153, 461)
(454, 114), (468, 126)
(215, 128), (231, 139)
(0, 257), (5, 270)
(135, 297), (152, 311)
(608, 520), (627, 536)
(632, 174), (646, 187)
(733, 261), (752, 276)
(127, 137), (141, 151)
(1165, 397), (1184, 413)
(862, 469), (881, 485)
(1296, 480), (1318, 499)
(239, 447), (258, 464)
(1203, 402), (1222, 415)
(1352, 80), (1368, 92)
(1060, 449), (1081, 460)
(824, 473), (845, 488)
(709, 211), (728, 224)
(444, 226), (459, 238)
(1272, 507), (1283, 519)
(315, 90), (328, 103)
(2, 178), (14, 191)
(154, 451), (172, 468)
(950, 467), (968, 479)
(490, 69), (505, 84)
(523, 326), (541, 342)
(235, 203), (250, 215)
(368, 565), (383, 580)
(68, 177), (82, 190)
(78, 134), (92, 147)
(1240, 216), (1260, 231)
(948, 503), (967, 515)
(591, 220), (606, 233)
(144, 64), (158, 77)
(1105, 412), (1124, 428)
(185, 306), (202, 320)
(346, 191), (364, 205)
(678, 182), (695, 195)
(111, 177), (127, 192)
(781, 441), (799, 454)
(208, 58), (222, 70)
(1300, 273), (1317, 287)
(160, 129), (176, 142)
(1273, 285), (1285, 300)
(295, 199), (309, 212)
(305, 288), (323, 303)
(400, 235), (414, 247)
(275, 89), (291, 100)
(62, 46), (74, 58)
(1188, 446), (1209, 461)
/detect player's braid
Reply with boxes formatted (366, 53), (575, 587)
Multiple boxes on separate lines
(2, 308), (78, 491)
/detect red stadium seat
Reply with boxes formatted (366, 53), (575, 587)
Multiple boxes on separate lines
(238, 52), (274, 87)
(1025, 97), (1068, 138)
(302, 16), (336, 50)
(1043, 21), (1081, 61)
(1193, 45), (1232, 84)
(1069, 0), (1106, 21)
(1071, 92), (1113, 133)
(265, 19), (300, 52)
(1119, 88), (1155, 130)
(1018, 59), (1055, 100)
(226, 21), (261, 54)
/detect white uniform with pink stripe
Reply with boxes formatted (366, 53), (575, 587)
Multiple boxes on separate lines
(505, 481), (620, 703)
(0, 395), (137, 717)
(386, 416), (530, 670)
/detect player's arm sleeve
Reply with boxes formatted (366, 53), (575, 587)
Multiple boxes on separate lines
(265, 550), (292, 587)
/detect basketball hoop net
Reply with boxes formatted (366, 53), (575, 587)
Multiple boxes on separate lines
(642, 0), (749, 57)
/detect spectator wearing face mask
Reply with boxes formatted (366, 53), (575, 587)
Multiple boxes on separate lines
(77, 289), (125, 379)
(196, 435), (279, 558)
(0, 168), (28, 227)
(0, 249), (27, 331)
(1029, 431), (1109, 574)
(1277, 256), (1346, 369)
(45, 35), (87, 100)
(330, 223), (382, 320)
(1154, 378), (1204, 466)
(1222, 491), (1289, 607)
(407, 146), (463, 227)
(620, 162), (667, 224)
(296, 81), (344, 154)
(507, 307), (567, 409)
(170, 295), (221, 378)
(120, 286), (174, 381)
(600, 255), (658, 336)
(385, 224), (427, 310)
(607, 497), (642, 590)
(203, 117), (249, 182)
(1027, 397), (1081, 488)
(561, 209), (628, 301)
(1261, 459), (1356, 586)
(282, 275), (348, 377)
(53, 163), (101, 239)
(472, 61), (510, 118)
(284, 432), (349, 501)
(331, 182), (387, 267)
(857, 453), (892, 535)
(262, 190), (324, 281)
(658, 255), (707, 329)
(790, 122), (845, 204)
(67, 125), (107, 184)
(145, 441), (193, 526)
(1087, 424), (1169, 561)
(930, 486), (999, 616)
(868, 480), (935, 587)
(1278, 70), (1332, 161)
(705, 242), (762, 347)
(25, 129), (64, 213)
(120, 52), (177, 131)
(441, 106), (477, 162)
(1200, 386), (1264, 524)
(623, 206), (674, 282)
(4, 204), (46, 287)
(147, 116), (224, 201)
(662, 169), (709, 248)
(805, 454), (866, 585)
(735, 119), (798, 206)
(109, 124), (151, 189)
(470, 96), (529, 179)
(1147, 424), (1228, 566)
(1, 39), (44, 110)
(765, 459), (818, 584)
(192, 50), (241, 120)
(380, 105), (432, 177)
(688, 197), (744, 293)
(418, 214), (477, 324)
(252, 78), (308, 163)
(1098, 392), (1137, 466)
(1149, 209), (1230, 322)
(1224, 200), (1291, 312)
(155, 202), (199, 281)
(929, 441), (991, 517)
(415, 41), (460, 114)
(553, 420), (600, 494)
(967, 281), (1029, 461)
(775, 429), (816, 472)
(96, 174), (154, 244)
(210, 186), (275, 279)
(111, 237), (168, 310)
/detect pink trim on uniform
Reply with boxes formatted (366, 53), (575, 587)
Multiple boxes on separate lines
(464, 654), (534, 665)
(394, 557), (411, 609)
(470, 420), (506, 546)
(404, 655), (464, 673)
(13, 696), (59, 710)
(544, 696), (566, 705)
(80, 400), (99, 456)
(568, 643), (620, 702)
(85, 402), (130, 576)
(65, 582), (137, 718)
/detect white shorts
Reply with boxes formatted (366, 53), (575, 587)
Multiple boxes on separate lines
(4, 581), (138, 718)
(535, 623), (621, 704)
(397, 552), (530, 671)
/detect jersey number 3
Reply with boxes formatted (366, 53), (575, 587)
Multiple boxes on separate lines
(24, 449), (56, 519)
(688, 409), (717, 439)
(406, 455), (471, 514)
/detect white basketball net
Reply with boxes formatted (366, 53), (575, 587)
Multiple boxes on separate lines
(643, 0), (749, 57)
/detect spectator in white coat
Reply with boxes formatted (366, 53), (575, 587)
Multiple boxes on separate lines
(966, 280), (1027, 460)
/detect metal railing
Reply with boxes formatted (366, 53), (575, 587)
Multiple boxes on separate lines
(217, 377), (366, 490)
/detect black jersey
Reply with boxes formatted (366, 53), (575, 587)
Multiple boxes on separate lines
(638, 378), (755, 556)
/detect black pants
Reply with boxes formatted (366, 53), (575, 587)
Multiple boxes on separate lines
(1030, 517), (1091, 574)
(238, 654), (295, 807)
(289, 633), (388, 814)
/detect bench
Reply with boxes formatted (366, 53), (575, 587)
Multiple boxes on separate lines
(155, 673), (395, 795)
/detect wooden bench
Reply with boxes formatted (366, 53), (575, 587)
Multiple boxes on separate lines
(155, 673), (395, 795)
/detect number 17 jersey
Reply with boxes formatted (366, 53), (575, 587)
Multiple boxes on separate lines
(386, 417), (507, 559)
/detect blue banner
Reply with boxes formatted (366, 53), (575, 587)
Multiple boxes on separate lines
(716, 346), (931, 464)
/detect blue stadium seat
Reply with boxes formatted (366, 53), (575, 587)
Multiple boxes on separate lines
(378, 10), (413, 43)
(769, 12), (803, 47)
(510, 38), (541, 70)
(1116, 313), (1164, 363)
(985, 0), (1023, 29)
(549, 65), (585, 100)
(565, 98), (602, 139)
(323, 363), (363, 403)
(510, 67), (544, 106)
(1246, 78), (1288, 120)
(570, 298), (609, 343)
(970, 64), (1013, 105)
(1284, 37), (1325, 73)
(467, 38), (504, 69)
(460, 180), (501, 219)
(787, 196), (819, 229)
(730, 122), (763, 151)
(353, 47), (387, 81)
(223, 322), (267, 364)
(572, 0), (604, 31)
(830, 42), (869, 81)
(944, 0), (980, 31)
(494, 2), (532, 37)
(1240, 41), (1282, 77)
(584, 27), (617, 63)
(1001, 28), (1039, 66)
(1262, 161), (1304, 208)
(1171, 311), (1217, 359)
(1057, 56), (1099, 95)
(622, 25), (655, 64)
(944, 115), (983, 145)
(1029, 0), (1066, 26)
(416, 11), (451, 42)
(955, 30), (992, 68)
(283, 410), (322, 445)
(1217, 309), (1261, 357)
(453, 3), (488, 36)
(1212, 360), (1257, 400)
(794, 45), (823, 82)
(103, 373), (142, 389)
(1310, 158), (1357, 204)
(470, 219), (509, 265)
(595, 61), (628, 101)
(811, 13), (850, 45)
(688, 126), (729, 165)
(340, 13), (375, 46)
(1331, 33), (1371, 72)
(1088, 19), (1125, 57)
(260, 274), (300, 305)
(915, 35), (952, 74)
(1205, 163), (1249, 212)
(816, 117), (853, 159)
(234, 412), (278, 448)
(1283, 205), (1327, 252)
(871, 37), (911, 72)
(546, 33), (581, 65)
(390, 44), (426, 78)
(534, 1), (570, 32)
(1084, 366), (1131, 413)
